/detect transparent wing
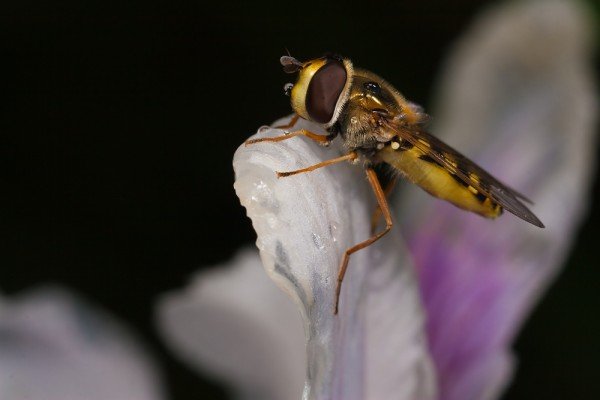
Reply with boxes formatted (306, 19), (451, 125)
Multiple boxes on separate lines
(381, 118), (544, 228)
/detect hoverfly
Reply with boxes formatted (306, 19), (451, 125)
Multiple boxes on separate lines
(245, 54), (544, 314)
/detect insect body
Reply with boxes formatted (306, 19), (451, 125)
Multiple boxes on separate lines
(246, 54), (544, 314)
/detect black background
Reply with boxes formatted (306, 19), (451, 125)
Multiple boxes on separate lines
(1, 1), (599, 399)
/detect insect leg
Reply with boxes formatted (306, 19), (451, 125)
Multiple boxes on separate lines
(369, 174), (398, 234)
(273, 114), (300, 129)
(276, 151), (357, 178)
(335, 167), (393, 314)
(245, 128), (336, 146)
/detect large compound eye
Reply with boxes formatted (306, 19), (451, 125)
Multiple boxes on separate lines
(306, 60), (347, 123)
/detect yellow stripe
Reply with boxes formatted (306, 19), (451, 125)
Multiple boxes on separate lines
(376, 145), (502, 218)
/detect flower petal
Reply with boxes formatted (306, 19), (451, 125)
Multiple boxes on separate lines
(0, 287), (165, 400)
(395, 1), (597, 399)
(156, 248), (306, 400)
(233, 117), (437, 400)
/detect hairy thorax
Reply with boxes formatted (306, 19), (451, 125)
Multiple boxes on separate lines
(335, 97), (400, 152)
(334, 70), (413, 152)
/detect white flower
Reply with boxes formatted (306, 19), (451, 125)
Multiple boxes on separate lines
(0, 287), (165, 400)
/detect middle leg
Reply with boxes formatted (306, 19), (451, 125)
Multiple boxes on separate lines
(276, 151), (357, 178)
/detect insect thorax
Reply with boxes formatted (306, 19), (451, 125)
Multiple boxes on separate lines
(333, 70), (406, 151)
(335, 97), (398, 152)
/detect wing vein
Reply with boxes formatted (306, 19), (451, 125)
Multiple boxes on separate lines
(381, 118), (544, 228)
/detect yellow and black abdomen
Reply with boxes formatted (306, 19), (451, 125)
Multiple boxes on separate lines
(376, 142), (503, 219)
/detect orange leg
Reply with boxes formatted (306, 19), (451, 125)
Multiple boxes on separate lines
(369, 174), (398, 234)
(276, 152), (358, 177)
(335, 167), (393, 314)
(245, 128), (335, 146)
(273, 114), (300, 130)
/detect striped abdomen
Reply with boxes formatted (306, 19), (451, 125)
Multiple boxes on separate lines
(375, 140), (503, 218)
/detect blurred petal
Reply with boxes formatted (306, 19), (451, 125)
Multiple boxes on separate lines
(396, 1), (597, 399)
(156, 248), (306, 400)
(232, 117), (437, 400)
(0, 287), (164, 400)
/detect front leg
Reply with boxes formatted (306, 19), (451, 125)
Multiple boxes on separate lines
(273, 114), (300, 130)
(245, 128), (337, 147)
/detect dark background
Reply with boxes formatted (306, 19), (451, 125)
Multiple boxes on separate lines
(1, 1), (598, 399)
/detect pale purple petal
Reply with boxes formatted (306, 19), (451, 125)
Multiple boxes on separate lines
(395, 1), (597, 399)
(0, 287), (165, 400)
(232, 117), (437, 400)
(156, 248), (306, 400)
